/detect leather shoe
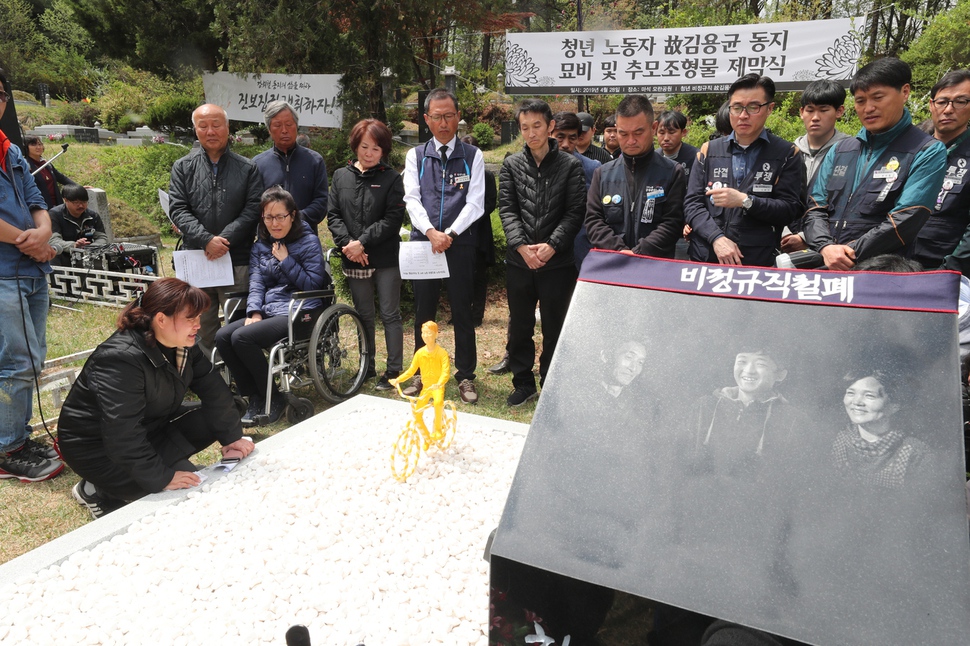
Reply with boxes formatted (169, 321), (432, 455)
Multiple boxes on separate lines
(458, 379), (479, 404)
(402, 376), (422, 397)
(487, 356), (510, 375)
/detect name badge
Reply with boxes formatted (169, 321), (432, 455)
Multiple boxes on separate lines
(752, 184), (773, 193)
(641, 199), (655, 224)
(873, 169), (896, 180)
(452, 173), (471, 184)
(646, 188), (665, 199)
(945, 176), (963, 186)
(876, 183), (892, 203)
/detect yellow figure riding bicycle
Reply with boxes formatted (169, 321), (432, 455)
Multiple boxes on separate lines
(389, 321), (458, 481)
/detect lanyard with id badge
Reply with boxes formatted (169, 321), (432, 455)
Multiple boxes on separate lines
(936, 158), (967, 211)
(872, 157), (901, 204)
(641, 186), (665, 224)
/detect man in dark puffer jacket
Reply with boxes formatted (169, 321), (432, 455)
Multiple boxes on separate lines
(498, 98), (586, 407)
(170, 104), (264, 353)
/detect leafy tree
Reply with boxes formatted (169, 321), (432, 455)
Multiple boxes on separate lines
(901, 0), (970, 93)
(64, 0), (222, 75)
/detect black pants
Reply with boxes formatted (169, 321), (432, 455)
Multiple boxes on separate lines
(471, 248), (490, 325)
(412, 243), (477, 382)
(214, 314), (290, 399)
(61, 408), (218, 501)
(506, 263), (577, 390)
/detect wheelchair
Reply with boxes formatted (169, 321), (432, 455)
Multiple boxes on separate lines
(215, 250), (370, 426)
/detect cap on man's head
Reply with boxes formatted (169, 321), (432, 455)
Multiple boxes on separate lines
(577, 112), (594, 132)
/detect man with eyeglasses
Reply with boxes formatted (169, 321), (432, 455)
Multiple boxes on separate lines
(684, 74), (805, 267)
(804, 58), (946, 270)
(170, 103), (264, 352)
(403, 88), (485, 404)
(912, 70), (970, 274)
(0, 68), (65, 483)
(47, 183), (108, 267)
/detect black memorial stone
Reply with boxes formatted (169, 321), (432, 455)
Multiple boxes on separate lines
(73, 127), (99, 144)
(490, 252), (970, 646)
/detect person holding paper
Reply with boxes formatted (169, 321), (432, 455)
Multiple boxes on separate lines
(57, 278), (254, 519)
(169, 103), (264, 353)
(216, 187), (328, 425)
(403, 88), (485, 404)
(328, 119), (405, 391)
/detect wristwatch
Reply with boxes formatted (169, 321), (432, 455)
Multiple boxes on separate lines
(741, 195), (754, 210)
(444, 227), (458, 240)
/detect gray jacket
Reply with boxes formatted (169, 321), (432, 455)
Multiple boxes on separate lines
(169, 147), (265, 266)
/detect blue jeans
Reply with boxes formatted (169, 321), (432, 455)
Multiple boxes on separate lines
(0, 277), (48, 453)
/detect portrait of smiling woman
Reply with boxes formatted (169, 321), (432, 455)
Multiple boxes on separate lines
(831, 369), (928, 489)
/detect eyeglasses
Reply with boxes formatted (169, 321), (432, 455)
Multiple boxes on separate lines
(427, 112), (457, 122)
(931, 97), (970, 109)
(262, 213), (293, 223)
(729, 102), (771, 115)
(0, 91), (8, 104)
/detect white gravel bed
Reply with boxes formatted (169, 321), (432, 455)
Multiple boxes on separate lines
(0, 404), (526, 645)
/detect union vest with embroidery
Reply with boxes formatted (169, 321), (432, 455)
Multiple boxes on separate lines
(409, 140), (478, 247)
(822, 125), (936, 246)
(912, 135), (970, 266)
(597, 153), (680, 256)
(702, 134), (795, 252)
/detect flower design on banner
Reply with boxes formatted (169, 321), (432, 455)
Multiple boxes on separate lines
(816, 33), (863, 80)
(506, 43), (539, 87)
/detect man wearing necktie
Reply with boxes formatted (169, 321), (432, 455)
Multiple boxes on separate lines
(402, 89), (486, 404)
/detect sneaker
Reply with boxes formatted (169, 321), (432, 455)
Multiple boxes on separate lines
(375, 374), (394, 391)
(0, 445), (64, 482)
(266, 395), (287, 424)
(487, 356), (510, 375)
(458, 379), (479, 404)
(72, 480), (127, 520)
(402, 376), (422, 397)
(507, 387), (538, 407)
(23, 436), (60, 460)
(241, 396), (265, 427)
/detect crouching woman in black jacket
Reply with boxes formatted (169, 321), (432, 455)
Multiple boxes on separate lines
(58, 278), (255, 519)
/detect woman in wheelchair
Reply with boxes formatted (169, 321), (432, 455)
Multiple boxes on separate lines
(327, 118), (405, 391)
(215, 187), (329, 425)
(58, 278), (255, 519)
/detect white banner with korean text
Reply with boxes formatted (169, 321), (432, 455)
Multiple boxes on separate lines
(202, 72), (343, 128)
(504, 17), (864, 95)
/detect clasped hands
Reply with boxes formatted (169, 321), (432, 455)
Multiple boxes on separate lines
(517, 243), (556, 269)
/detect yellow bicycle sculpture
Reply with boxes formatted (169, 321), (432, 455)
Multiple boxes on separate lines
(390, 382), (457, 482)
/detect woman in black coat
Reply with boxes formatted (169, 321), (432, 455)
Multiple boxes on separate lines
(58, 278), (255, 519)
(327, 119), (405, 390)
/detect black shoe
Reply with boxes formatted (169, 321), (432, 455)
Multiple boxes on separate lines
(241, 396), (265, 427)
(402, 376), (422, 397)
(267, 395), (287, 424)
(488, 357), (510, 375)
(507, 387), (538, 407)
(0, 445), (64, 482)
(375, 374), (394, 391)
(23, 436), (60, 460)
(72, 480), (127, 519)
